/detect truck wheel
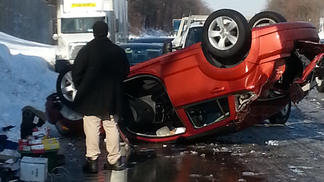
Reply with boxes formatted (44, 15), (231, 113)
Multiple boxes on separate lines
(56, 68), (77, 107)
(249, 11), (287, 28)
(202, 9), (252, 67)
(268, 101), (291, 124)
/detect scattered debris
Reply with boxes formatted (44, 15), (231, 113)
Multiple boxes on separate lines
(180, 151), (189, 156)
(317, 132), (324, 136)
(288, 165), (306, 176)
(221, 147), (230, 152)
(303, 119), (313, 124)
(265, 140), (279, 146)
(238, 179), (247, 182)
(1, 125), (15, 132)
(189, 174), (202, 178)
(242, 171), (262, 176)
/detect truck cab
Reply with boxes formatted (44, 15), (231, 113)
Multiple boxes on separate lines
(53, 0), (128, 72)
(171, 15), (207, 50)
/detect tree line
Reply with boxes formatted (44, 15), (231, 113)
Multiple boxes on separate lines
(128, 0), (211, 35)
(267, 0), (324, 29)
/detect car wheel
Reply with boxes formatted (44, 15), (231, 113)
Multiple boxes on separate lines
(268, 101), (291, 124)
(55, 59), (72, 73)
(249, 11), (287, 28)
(316, 77), (324, 92)
(56, 68), (77, 107)
(202, 9), (252, 67)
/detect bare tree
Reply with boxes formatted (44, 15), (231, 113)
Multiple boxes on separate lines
(128, 0), (211, 35)
(267, 0), (324, 28)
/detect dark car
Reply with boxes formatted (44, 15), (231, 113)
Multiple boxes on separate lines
(119, 43), (165, 66)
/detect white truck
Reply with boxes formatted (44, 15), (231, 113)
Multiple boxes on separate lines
(171, 15), (207, 50)
(52, 0), (128, 72)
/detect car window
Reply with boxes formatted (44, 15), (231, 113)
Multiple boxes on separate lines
(61, 17), (105, 33)
(184, 26), (203, 48)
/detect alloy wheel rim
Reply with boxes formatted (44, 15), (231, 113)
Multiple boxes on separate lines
(60, 71), (77, 102)
(208, 16), (239, 50)
(253, 18), (277, 27)
(280, 103), (290, 116)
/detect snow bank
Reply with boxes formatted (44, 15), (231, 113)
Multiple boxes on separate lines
(0, 32), (56, 65)
(0, 33), (57, 141)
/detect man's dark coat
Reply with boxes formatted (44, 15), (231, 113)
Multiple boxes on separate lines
(71, 37), (130, 119)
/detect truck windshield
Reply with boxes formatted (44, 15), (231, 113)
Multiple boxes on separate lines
(61, 17), (105, 33)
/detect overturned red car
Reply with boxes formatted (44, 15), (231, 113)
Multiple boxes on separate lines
(46, 9), (324, 143)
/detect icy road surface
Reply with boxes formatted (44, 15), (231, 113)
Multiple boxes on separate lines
(53, 90), (324, 182)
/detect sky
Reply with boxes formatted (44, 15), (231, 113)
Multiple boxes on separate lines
(203, 0), (268, 18)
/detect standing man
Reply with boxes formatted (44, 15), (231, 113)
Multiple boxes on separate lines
(71, 21), (130, 173)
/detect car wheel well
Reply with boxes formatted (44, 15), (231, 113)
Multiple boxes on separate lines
(122, 75), (184, 137)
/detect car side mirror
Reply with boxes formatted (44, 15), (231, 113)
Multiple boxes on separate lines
(52, 34), (58, 41)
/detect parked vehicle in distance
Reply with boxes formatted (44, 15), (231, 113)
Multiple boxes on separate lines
(183, 23), (204, 48)
(47, 9), (324, 144)
(119, 43), (165, 66)
(128, 37), (174, 44)
(172, 15), (207, 49)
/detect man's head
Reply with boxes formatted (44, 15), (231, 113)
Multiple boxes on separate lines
(93, 21), (108, 38)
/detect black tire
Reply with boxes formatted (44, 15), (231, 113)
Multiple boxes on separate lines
(56, 68), (76, 107)
(249, 11), (287, 28)
(268, 101), (291, 124)
(55, 59), (72, 73)
(202, 9), (252, 67)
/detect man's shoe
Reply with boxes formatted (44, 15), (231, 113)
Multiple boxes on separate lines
(83, 157), (98, 173)
(104, 158), (126, 171)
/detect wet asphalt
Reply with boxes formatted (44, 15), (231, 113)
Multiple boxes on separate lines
(48, 90), (324, 182)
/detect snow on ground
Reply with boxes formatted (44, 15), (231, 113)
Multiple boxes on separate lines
(0, 32), (56, 65)
(0, 32), (57, 141)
